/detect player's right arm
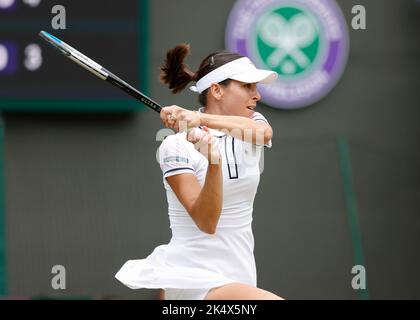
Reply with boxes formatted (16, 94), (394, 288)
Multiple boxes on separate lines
(167, 163), (222, 235)
(161, 128), (223, 234)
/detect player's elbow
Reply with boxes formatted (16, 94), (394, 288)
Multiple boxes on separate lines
(254, 123), (273, 145)
(199, 224), (217, 235)
(254, 130), (272, 146)
(263, 127), (273, 145)
(194, 209), (222, 235)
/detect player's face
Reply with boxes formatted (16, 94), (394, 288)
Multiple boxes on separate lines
(221, 80), (261, 118)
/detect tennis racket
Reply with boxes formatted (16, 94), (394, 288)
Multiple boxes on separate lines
(38, 30), (162, 113)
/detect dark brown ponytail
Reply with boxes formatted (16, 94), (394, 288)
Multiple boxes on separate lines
(160, 44), (197, 94)
(160, 44), (244, 105)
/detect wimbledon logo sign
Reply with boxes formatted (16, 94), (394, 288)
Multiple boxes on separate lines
(226, 0), (349, 109)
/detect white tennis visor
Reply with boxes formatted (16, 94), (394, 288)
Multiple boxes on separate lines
(189, 57), (278, 94)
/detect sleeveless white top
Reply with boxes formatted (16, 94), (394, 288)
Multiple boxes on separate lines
(115, 111), (271, 290)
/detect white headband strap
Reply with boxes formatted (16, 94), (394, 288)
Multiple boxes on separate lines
(190, 57), (255, 94)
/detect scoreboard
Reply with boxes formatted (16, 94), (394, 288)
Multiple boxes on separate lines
(0, 0), (148, 112)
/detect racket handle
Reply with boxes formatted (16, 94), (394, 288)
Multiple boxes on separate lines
(103, 68), (162, 113)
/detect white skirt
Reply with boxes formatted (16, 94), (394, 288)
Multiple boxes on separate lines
(115, 244), (236, 290)
(164, 288), (210, 300)
(115, 215), (256, 296)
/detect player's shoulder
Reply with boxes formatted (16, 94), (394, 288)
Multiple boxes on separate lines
(251, 111), (270, 124)
(159, 131), (189, 151)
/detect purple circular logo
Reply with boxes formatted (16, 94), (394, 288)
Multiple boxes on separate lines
(226, 0), (349, 110)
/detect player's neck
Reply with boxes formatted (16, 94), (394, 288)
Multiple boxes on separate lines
(203, 104), (224, 116)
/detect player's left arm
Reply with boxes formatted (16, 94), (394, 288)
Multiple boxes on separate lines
(160, 105), (272, 145)
(199, 113), (273, 146)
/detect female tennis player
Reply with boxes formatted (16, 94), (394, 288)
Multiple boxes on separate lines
(115, 44), (283, 300)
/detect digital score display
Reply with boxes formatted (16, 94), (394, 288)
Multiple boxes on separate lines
(0, 0), (148, 111)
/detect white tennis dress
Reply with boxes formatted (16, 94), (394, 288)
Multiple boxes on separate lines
(115, 111), (271, 299)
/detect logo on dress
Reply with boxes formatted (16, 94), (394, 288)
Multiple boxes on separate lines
(226, 0), (349, 109)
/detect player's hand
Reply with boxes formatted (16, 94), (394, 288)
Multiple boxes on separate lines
(187, 127), (221, 165)
(160, 105), (201, 132)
